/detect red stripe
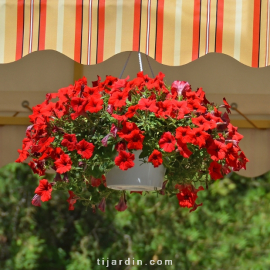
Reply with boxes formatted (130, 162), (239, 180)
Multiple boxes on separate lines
(74, 0), (83, 63)
(16, 0), (24, 60)
(156, 0), (164, 62)
(192, 0), (201, 60)
(133, 0), (141, 51)
(39, 0), (47, 50)
(97, 0), (105, 63)
(216, 0), (224, 53)
(252, 0), (261, 67)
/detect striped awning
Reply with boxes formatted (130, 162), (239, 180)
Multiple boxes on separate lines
(0, 0), (269, 67)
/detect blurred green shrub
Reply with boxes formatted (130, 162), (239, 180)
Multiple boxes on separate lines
(0, 163), (270, 270)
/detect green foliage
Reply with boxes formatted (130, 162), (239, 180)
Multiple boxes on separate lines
(1, 163), (270, 269)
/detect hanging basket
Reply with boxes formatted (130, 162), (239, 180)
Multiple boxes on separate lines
(106, 151), (166, 191)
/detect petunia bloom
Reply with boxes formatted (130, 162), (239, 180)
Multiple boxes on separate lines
(67, 190), (77, 210)
(61, 134), (77, 151)
(148, 149), (163, 167)
(114, 151), (135, 170)
(208, 161), (223, 180)
(34, 179), (53, 202)
(85, 96), (103, 113)
(31, 194), (42, 207)
(115, 194), (128, 212)
(76, 139), (95, 159)
(175, 184), (204, 210)
(159, 132), (176, 152)
(98, 197), (106, 212)
(54, 154), (72, 174)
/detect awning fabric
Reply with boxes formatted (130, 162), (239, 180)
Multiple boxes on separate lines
(0, 0), (270, 67)
(0, 51), (269, 177)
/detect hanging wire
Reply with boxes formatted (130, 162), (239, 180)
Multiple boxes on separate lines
(231, 103), (267, 130)
(119, 51), (132, 79)
(146, 54), (155, 78)
(138, 52), (143, 72)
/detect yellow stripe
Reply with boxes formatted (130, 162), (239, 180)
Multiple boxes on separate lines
(0, 0), (6, 63)
(239, 1), (253, 66)
(222, 0), (236, 60)
(139, 0), (147, 54)
(174, 0), (182, 65)
(162, 0), (176, 65)
(90, 0), (98, 64)
(148, 0), (157, 60)
(103, 0), (117, 61)
(4, 0), (17, 63)
(62, 0), (75, 61)
(234, 0), (242, 61)
(46, 0), (58, 50)
(180, 0), (194, 65)
(23, 0), (30, 57)
(32, 0), (40, 53)
(121, 1), (134, 53)
(115, 0), (123, 55)
(199, 0), (207, 57)
(81, 0), (89, 64)
(260, 0), (267, 67)
(56, 0), (65, 53)
(208, 0), (217, 53)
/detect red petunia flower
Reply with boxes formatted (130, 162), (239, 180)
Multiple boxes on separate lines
(76, 139), (95, 159)
(114, 150), (135, 170)
(138, 98), (158, 113)
(237, 151), (249, 170)
(91, 176), (102, 187)
(28, 159), (46, 176)
(227, 123), (244, 142)
(83, 85), (101, 99)
(148, 149), (163, 167)
(61, 134), (77, 151)
(117, 121), (139, 139)
(207, 140), (227, 161)
(125, 105), (139, 118)
(67, 190), (77, 210)
(34, 179), (52, 202)
(16, 149), (29, 163)
(53, 101), (67, 118)
(115, 141), (126, 152)
(175, 184), (204, 210)
(115, 194), (128, 212)
(54, 154), (72, 174)
(208, 161), (223, 180)
(126, 130), (145, 150)
(112, 113), (128, 122)
(221, 97), (231, 114)
(98, 197), (106, 212)
(175, 126), (194, 144)
(159, 132), (176, 152)
(130, 191), (143, 195)
(108, 91), (128, 107)
(70, 97), (87, 113)
(192, 127), (210, 148)
(177, 140), (193, 158)
(156, 100), (173, 119)
(40, 102), (56, 117)
(85, 96), (103, 113)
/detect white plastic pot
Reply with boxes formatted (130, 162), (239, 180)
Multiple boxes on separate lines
(106, 150), (166, 191)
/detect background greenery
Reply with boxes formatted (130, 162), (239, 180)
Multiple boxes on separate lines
(0, 163), (270, 270)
